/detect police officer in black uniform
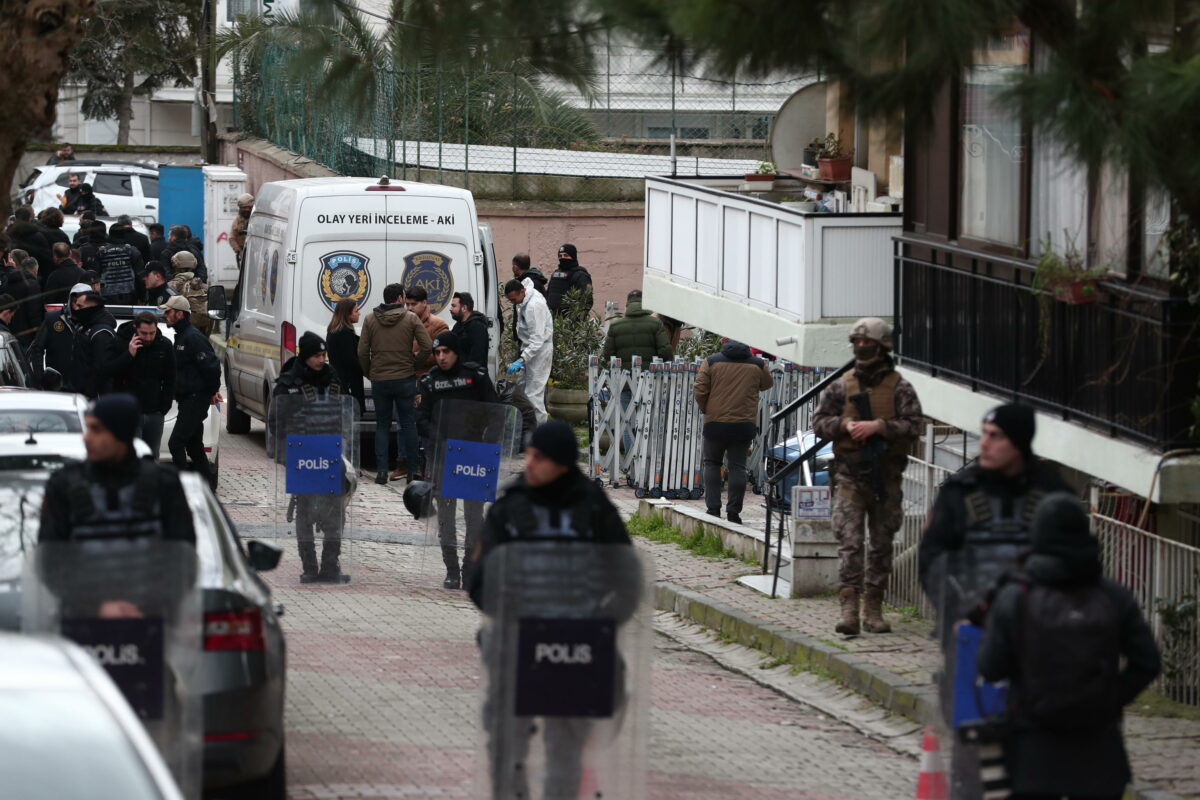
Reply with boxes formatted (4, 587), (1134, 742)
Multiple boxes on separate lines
(414, 331), (498, 589)
(40, 394), (195, 547)
(917, 403), (1074, 800)
(28, 282), (90, 390)
(466, 420), (638, 798)
(86, 227), (143, 305)
(273, 332), (352, 583)
(161, 295), (221, 485)
(544, 243), (593, 316)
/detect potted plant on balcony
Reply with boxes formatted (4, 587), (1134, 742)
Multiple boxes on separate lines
(743, 161), (778, 190)
(816, 133), (853, 182)
(780, 194), (819, 212)
(1031, 235), (1109, 306)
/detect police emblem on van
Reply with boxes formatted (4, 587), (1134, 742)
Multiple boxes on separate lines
(402, 251), (453, 314)
(318, 250), (371, 311)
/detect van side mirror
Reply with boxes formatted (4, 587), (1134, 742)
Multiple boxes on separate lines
(207, 284), (228, 320)
(246, 539), (282, 572)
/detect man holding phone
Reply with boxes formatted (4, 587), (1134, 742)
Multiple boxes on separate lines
(114, 310), (176, 457)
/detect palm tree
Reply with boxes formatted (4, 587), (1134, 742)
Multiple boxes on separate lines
(217, 0), (602, 176)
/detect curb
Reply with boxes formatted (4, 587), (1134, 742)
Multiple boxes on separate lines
(652, 580), (1186, 800)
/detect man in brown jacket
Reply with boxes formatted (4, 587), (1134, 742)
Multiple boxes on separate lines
(693, 339), (773, 524)
(812, 317), (922, 636)
(358, 283), (433, 485)
(405, 284), (448, 377)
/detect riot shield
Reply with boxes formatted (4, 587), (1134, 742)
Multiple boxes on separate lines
(422, 399), (521, 589)
(933, 540), (1026, 800)
(270, 393), (359, 584)
(22, 539), (201, 799)
(477, 542), (652, 800)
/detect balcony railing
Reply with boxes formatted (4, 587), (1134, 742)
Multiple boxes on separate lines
(894, 236), (1200, 451)
(645, 176), (902, 323)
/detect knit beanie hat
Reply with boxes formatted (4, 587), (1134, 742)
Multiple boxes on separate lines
(298, 331), (326, 361)
(983, 403), (1035, 463)
(558, 243), (578, 260)
(88, 394), (140, 445)
(530, 420), (578, 467)
(432, 331), (461, 356)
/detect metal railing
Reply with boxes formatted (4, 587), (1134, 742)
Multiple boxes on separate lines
(894, 236), (1200, 450)
(1095, 515), (1200, 706)
(889, 435), (955, 619)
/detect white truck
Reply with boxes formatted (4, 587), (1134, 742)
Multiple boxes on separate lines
(218, 176), (500, 433)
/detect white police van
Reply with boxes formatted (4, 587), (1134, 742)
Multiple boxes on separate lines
(220, 176), (500, 433)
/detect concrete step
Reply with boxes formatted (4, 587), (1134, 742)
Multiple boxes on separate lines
(737, 572), (793, 599)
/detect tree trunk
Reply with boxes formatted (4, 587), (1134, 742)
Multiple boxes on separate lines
(116, 69), (135, 145)
(0, 0), (95, 219)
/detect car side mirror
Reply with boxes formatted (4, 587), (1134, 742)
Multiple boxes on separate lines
(207, 284), (228, 320)
(246, 539), (282, 572)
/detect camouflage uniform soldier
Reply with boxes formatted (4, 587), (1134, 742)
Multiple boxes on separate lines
(813, 318), (923, 635)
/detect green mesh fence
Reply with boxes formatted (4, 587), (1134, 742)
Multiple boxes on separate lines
(232, 42), (815, 201)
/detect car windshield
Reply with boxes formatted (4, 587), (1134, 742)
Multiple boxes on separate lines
(0, 476), (45, 582)
(0, 410), (81, 434)
(0, 689), (164, 799)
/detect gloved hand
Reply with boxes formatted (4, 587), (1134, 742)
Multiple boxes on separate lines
(506, 359), (524, 375)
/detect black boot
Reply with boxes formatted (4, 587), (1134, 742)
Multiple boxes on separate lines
(298, 537), (319, 583)
(442, 546), (461, 590)
(318, 534), (350, 584)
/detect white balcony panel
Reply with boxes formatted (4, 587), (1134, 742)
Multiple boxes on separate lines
(645, 186), (672, 273)
(722, 206), (750, 296)
(748, 214), (778, 306)
(696, 200), (721, 289)
(818, 221), (899, 319)
(643, 176), (900, 326)
(670, 193), (697, 281)
(776, 222), (805, 317)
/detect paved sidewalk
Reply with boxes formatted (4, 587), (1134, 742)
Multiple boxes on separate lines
(605, 486), (1200, 800)
(217, 423), (923, 799)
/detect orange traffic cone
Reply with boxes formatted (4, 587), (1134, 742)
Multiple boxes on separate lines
(916, 726), (948, 800)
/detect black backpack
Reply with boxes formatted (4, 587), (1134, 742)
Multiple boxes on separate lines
(1016, 580), (1121, 730)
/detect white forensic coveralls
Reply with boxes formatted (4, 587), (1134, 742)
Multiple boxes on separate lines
(515, 286), (554, 424)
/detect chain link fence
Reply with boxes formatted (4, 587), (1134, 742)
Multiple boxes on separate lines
(231, 41), (816, 201)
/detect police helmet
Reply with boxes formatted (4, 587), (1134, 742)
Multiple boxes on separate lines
(403, 480), (434, 519)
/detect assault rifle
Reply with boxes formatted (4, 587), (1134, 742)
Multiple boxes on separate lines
(848, 391), (888, 503)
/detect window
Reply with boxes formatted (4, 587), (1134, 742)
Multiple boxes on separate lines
(959, 32), (1030, 247)
(0, 410), (82, 434)
(139, 175), (159, 198)
(226, 0), (256, 22)
(92, 172), (134, 196)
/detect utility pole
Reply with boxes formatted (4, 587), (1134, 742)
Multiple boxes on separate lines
(199, 0), (218, 162)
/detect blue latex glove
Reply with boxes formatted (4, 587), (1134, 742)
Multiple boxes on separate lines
(506, 359), (524, 375)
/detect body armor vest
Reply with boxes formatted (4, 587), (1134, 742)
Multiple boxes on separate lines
(832, 370), (908, 458)
(938, 478), (1048, 639)
(66, 461), (165, 540)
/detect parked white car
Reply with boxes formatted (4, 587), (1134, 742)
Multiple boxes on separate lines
(13, 161), (159, 222)
(0, 370), (218, 482)
(0, 633), (185, 800)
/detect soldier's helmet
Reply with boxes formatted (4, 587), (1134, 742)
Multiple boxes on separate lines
(402, 480), (434, 519)
(848, 317), (893, 351)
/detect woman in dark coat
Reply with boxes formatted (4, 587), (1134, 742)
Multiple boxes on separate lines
(977, 493), (1161, 800)
(326, 299), (364, 411)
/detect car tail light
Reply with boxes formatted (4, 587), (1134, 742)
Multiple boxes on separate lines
(280, 321), (296, 365)
(204, 608), (265, 651)
(365, 185), (405, 191)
